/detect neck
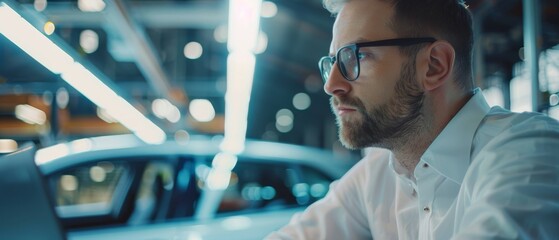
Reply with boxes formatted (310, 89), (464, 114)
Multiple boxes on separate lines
(391, 87), (473, 174)
(390, 118), (434, 174)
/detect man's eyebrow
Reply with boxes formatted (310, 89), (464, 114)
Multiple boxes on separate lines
(338, 37), (372, 49)
(351, 37), (371, 44)
(328, 37), (373, 56)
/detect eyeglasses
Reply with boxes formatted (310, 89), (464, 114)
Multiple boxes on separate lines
(318, 37), (437, 83)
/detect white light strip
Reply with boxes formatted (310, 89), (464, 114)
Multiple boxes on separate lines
(221, 52), (255, 154)
(221, 0), (262, 155)
(206, 152), (238, 189)
(204, 0), (261, 192)
(60, 62), (118, 110)
(35, 143), (70, 165)
(0, 3), (73, 74)
(15, 104), (46, 125)
(0, 2), (166, 145)
(0, 139), (18, 153)
(227, 0), (262, 52)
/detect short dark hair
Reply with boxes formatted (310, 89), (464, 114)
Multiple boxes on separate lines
(388, 0), (474, 90)
(324, 0), (474, 90)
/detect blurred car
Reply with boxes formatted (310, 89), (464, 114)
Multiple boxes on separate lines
(34, 134), (358, 240)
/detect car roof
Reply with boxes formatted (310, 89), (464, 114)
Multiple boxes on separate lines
(36, 134), (357, 178)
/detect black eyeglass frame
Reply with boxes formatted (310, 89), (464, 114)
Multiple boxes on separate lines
(319, 37), (437, 82)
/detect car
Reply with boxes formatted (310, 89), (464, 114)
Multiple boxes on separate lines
(34, 134), (358, 240)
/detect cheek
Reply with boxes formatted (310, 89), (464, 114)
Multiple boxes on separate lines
(354, 60), (402, 107)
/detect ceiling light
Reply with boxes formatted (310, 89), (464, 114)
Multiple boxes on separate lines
(206, 0), (263, 193)
(207, 153), (238, 190)
(89, 166), (106, 182)
(42, 91), (53, 106)
(214, 24), (228, 43)
(80, 30), (99, 54)
(189, 99), (216, 122)
(276, 108), (293, 126)
(0, 139), (18, 153)
(35, 143), (70, 165)
(152, 98), (181, 123)
(0, 2), (166, 144)
(222, 51), (256, 153)
(97, 107), (117, 123)
(261, 1), (277, 18)
(60, 175), (78, 191)
(184, 41), (203, 60)
(15, 104), (46, 125)
(167, 107), (181, 123)
(152, 99), (169, 119)
(227, 0), (262, 52)
(550, 93), (559, 106)
(0, 3), (73, 74)
(292, 92), (311, 110)
(174, 130), (190, 145)
(43, 21), (55, 35)
(254, 31), (268, 54)
(275, 108), (293, 133)
(33, 0), (47, 12)
(70, 138), (93, 153)
(56, 87), (69, 109)
(78, 0), (106, 12)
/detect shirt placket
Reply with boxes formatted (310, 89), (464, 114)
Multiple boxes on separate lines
(415, 160), (436, 240)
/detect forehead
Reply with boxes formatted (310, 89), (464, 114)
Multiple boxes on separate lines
(331, 0), (397, 52)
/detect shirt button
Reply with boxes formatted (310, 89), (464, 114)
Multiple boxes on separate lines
(423, 206), (430, 213)
(422, 163), (429, 168)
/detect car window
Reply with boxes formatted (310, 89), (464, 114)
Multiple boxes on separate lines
(128, 162), (175, 224)
(216, 161), (333, 214)
(51, 161), (128, 217)
(217, 161), (296, 213)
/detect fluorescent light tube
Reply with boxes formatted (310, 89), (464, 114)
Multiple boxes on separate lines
(0, 3), (73, 74)
(0, 2), (166, 145)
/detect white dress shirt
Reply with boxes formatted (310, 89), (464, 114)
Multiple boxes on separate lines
(266, 89), (559, 239)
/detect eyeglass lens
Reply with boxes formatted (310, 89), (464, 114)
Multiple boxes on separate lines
(339, 47), (358, 81)
(320, 57), (332, 83)
(320, 46), (359, 83)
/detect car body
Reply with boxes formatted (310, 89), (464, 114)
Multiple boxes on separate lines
(35, 134), (358, 240)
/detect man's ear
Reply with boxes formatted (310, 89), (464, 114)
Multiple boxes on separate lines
(422, 41), (455, 91)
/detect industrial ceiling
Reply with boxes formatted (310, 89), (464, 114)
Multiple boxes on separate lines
(1, 0), (558, 149)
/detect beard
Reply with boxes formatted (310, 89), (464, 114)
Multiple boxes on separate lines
(331, 58), (425, 150)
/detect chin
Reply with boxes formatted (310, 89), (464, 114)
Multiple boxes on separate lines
(338, 119), (383, 150)
(338, 126), (364, 150)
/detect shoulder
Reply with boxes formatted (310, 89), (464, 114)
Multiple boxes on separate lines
(475, 107), (559, 149)
(484, 107), (559, 130)
(465, 109), (559, 192)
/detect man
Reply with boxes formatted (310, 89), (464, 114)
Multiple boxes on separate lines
(266, 0), (559, 239)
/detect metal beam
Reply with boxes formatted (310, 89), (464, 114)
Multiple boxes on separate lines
(25, 2), (227, 29)
(104, 0), (175, 104)
(522, 0), (541, 112)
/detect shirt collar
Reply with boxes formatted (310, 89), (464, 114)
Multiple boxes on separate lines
(420, 88), (490, 185)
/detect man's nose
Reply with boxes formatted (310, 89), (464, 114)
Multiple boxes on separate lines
(323, 63), (351, 96)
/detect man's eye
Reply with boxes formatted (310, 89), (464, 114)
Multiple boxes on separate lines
(358, 52), (372, 60)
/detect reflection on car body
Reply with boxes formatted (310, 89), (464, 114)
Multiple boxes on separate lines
(35, 134), (357, 240)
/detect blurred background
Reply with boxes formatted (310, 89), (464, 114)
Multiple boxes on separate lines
(1, 0), (559, 152)
(1, 1), (559, 239)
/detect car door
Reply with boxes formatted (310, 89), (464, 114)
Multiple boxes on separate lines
(215, 159), (335, 215)
(46, 156), (196, 229)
